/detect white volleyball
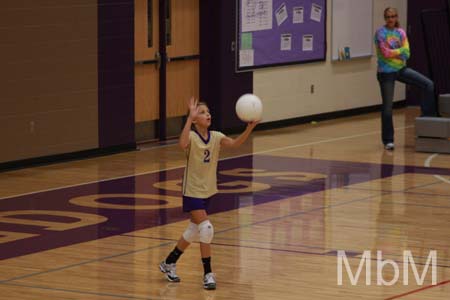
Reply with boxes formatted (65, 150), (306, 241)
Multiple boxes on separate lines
(235, 94), (263, 122)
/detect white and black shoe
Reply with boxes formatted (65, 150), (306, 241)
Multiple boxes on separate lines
(159, 261), (180, 282)
(203, 272), (216, 290)
(384, 142), (395, 150)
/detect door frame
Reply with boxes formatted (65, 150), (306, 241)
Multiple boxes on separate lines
(135, 0), (200, 142)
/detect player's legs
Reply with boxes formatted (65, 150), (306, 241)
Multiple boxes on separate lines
(191, 209), (216, 290)
(190, 209), (212, 261)
(159, 198), (204, 282)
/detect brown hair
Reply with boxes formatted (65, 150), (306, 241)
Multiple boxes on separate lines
(196, 101), (208, 108)
(384, 7), (400, 28)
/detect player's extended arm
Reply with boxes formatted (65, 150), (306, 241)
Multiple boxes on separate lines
(220, 121), (258, 148)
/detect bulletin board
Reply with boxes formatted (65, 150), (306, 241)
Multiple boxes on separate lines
(236, 0), (327, 72)
(331, 0), (373, 61)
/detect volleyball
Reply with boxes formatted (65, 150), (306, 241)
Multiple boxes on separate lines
(235, 94), (263, 122)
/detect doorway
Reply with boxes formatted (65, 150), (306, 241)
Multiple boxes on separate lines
(134, 0), (200, 142)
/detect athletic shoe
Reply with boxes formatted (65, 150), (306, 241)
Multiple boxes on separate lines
(384, 143), (395, 150)
(159, 261), (180, 282)
(203, 272), (216, 290)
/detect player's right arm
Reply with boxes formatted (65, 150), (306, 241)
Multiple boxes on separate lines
(179, 97), (199, 150)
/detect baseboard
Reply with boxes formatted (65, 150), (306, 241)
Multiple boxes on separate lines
(224, 100), (407, 134)
(0, 143), (137, 172)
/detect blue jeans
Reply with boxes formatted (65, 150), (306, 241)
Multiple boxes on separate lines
(377, 67), (437, 144)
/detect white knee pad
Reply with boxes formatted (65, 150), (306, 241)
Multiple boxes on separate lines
(198, 220), (214, 243)
(182, 222), (199, 243)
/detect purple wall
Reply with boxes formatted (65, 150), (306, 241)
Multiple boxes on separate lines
(98, 0), (135, 148)
(200, 0), (253, 132)
(421, 8), (450, 97)
(406, 0), (449, 105)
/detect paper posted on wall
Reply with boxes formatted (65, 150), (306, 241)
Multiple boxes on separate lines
(281, 33), (292, 51)
(310, 3), (322, 22)
(239, 49), (254, 67)
(275, 3), (288, 26)
(241, 0), (273, 32)
(303, 34), (313, 51)
(293, 7), (304, 24)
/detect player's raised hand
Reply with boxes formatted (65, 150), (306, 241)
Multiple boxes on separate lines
(188, 97), (200, 120)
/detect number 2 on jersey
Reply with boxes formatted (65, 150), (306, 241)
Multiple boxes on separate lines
(203, 150), (210, 163)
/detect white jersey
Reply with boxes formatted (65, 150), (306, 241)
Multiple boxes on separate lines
(182, 130), (225, 198)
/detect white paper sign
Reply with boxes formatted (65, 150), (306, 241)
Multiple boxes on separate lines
(275, 3), (288, 26)
(239, 49), (254, 67)
(293, 7), (304, 24)
(303, 34), (313, 51)
(310, 3), (322, 22)
(242, 0), (273, 32)
(280, 33), (292, 51)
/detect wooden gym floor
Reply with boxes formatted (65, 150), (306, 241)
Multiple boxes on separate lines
(0, 107), (449, 300)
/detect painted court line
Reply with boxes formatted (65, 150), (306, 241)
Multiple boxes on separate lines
(346, 186), (450, 198)
(384, 279), (450, 300)
(0, 241), (173, 284)
(122, 234), (328, 252)
(213, 236), (326, 251)
(121, 236), (343, 258)
(344, 176), (450, 197)
(387, 202), (450, 209)
(209, 241), (331, 256)
(425, 154), (450, 184)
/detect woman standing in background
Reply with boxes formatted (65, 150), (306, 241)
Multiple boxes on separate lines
(374, 7), (437, 150)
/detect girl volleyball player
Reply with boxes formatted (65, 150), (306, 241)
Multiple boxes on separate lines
(159, 97), (259, 290)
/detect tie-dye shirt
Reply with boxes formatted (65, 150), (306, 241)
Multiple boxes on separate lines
(374, 26), (410, 73)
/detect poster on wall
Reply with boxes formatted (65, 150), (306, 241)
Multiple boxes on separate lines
(237, 0), (327, 72)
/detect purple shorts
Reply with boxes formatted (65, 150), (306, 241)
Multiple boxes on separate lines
(183, 196), (211, 212)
